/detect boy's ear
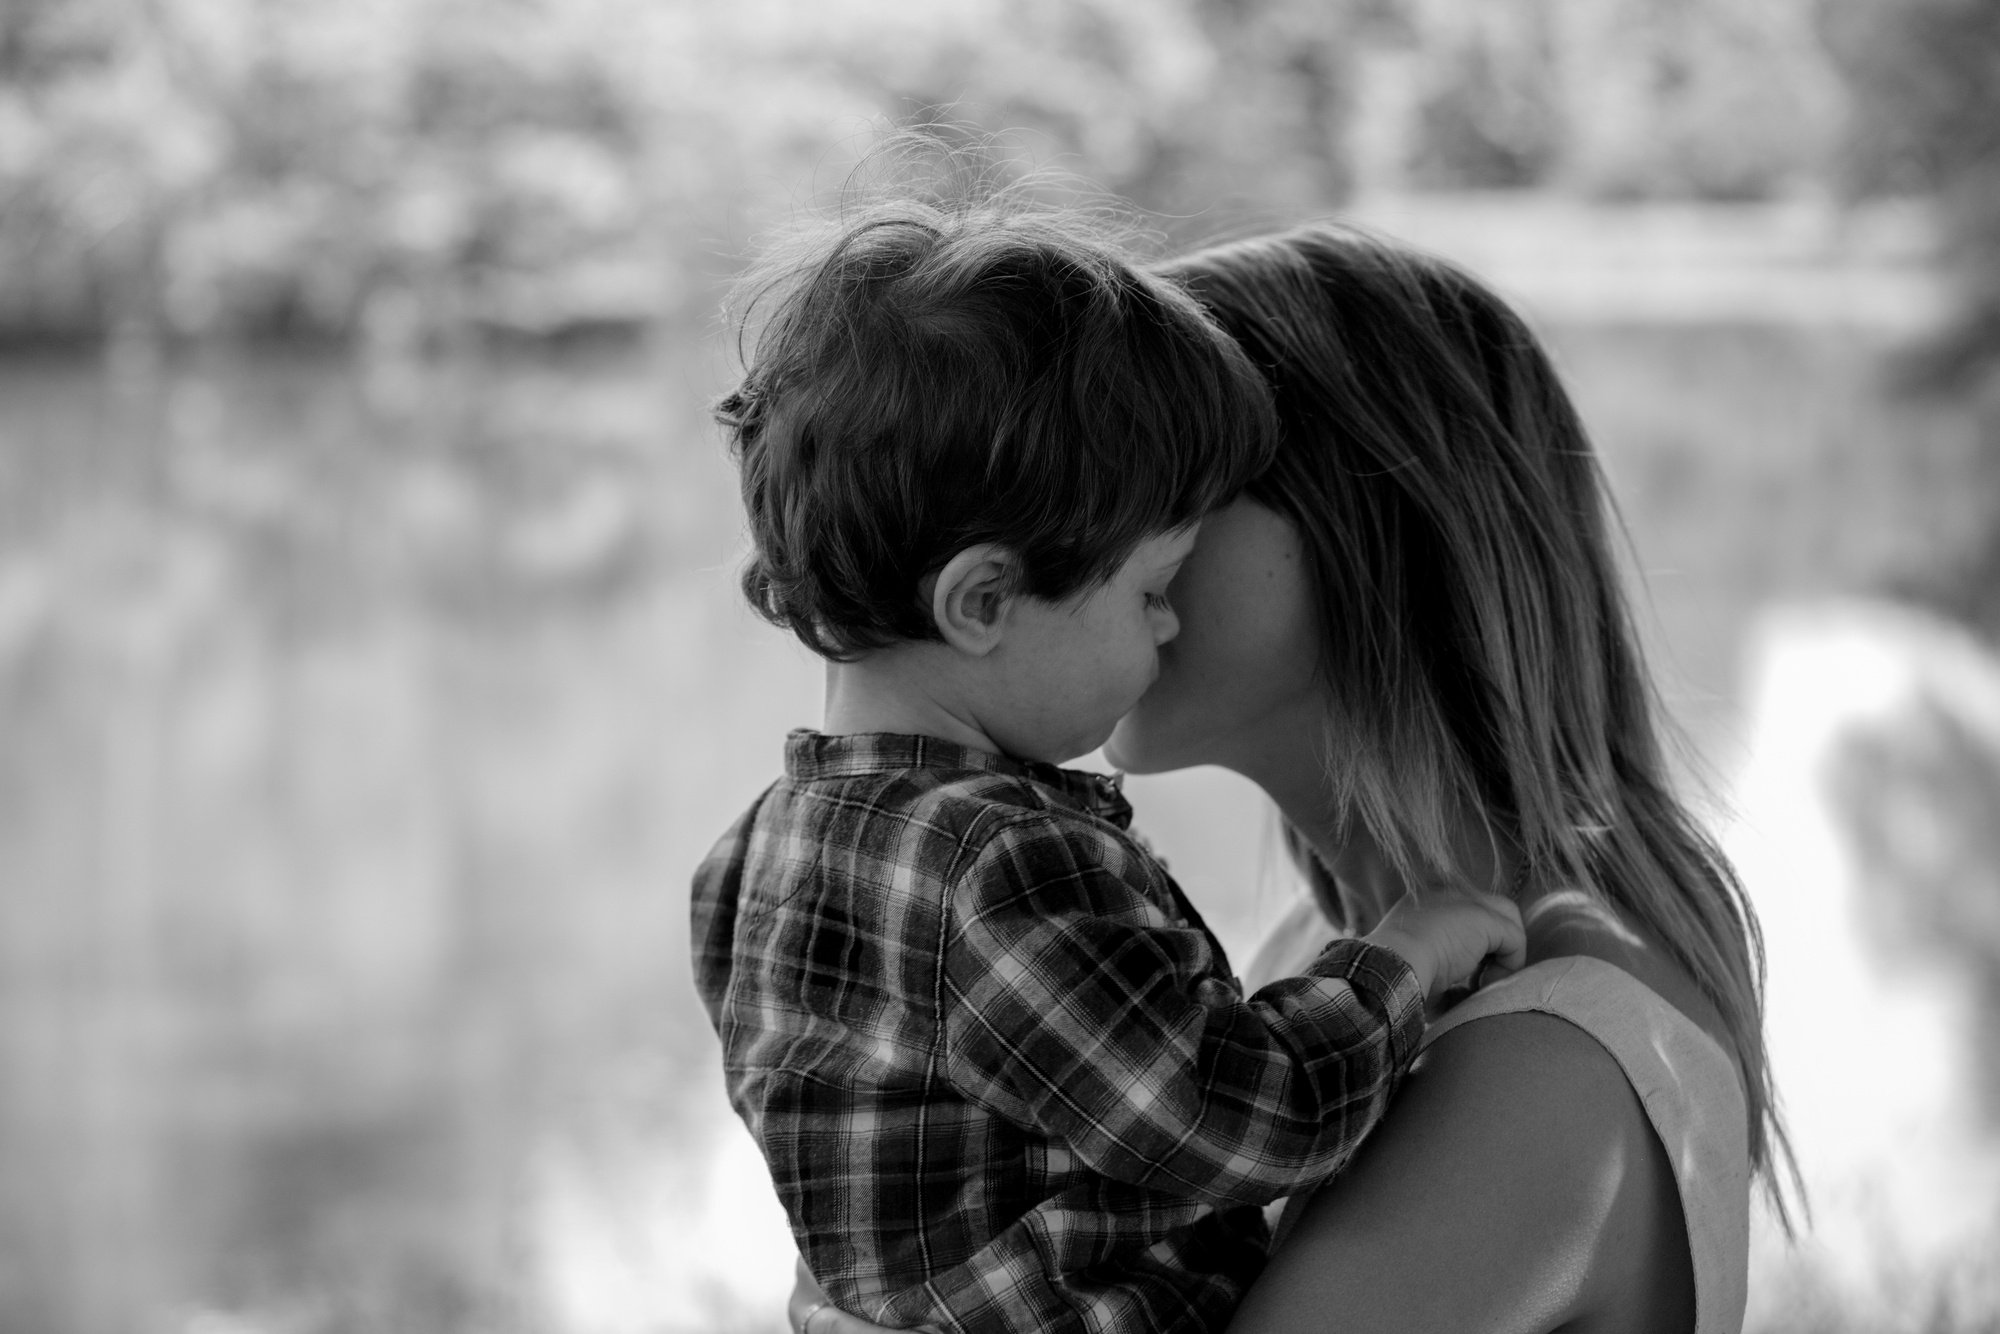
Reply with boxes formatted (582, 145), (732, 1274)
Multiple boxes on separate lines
(924, 544), (1019, 656)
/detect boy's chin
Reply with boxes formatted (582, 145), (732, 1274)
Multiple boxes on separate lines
(1004, 723), (1117, 769)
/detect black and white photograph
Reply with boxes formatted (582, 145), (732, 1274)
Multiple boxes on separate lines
(3, 2), (1998, 1331)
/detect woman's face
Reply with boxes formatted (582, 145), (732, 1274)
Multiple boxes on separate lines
(1104, 498), (1324, 778)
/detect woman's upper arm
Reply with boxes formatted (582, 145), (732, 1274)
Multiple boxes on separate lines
(1227, 1011), (1693, 1334)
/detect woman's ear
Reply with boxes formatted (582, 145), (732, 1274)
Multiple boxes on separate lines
(924, 544), (1019, 656)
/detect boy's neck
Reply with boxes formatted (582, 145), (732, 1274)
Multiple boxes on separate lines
(822, 650), (1003, 756)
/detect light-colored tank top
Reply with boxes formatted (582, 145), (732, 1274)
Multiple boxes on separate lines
(1420, 955), (1752, 1334)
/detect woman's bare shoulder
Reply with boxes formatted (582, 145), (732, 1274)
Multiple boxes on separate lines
(1229, 1010), (1693, 1334)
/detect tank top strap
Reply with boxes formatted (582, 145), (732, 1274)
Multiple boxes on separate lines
(1421, 956), (1752, 1334)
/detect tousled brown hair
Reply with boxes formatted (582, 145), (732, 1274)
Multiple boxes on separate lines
(719, 179), (1275, 660)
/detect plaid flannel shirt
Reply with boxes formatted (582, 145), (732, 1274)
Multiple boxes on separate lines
(691, 731), (1425, 1334)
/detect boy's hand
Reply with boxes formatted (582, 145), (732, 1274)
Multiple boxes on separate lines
(1363, 886), (1527, 1006)
(788, 1256), (943, 1334)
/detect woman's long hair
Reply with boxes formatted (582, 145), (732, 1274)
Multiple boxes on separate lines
(1161, 224), (1796, 1216)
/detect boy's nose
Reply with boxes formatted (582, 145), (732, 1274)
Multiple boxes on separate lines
(1154, 606), (1181, 645)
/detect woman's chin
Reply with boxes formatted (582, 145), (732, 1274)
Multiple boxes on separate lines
(1101, 729), (1136, 773)
(1104, 721), (1169, 775)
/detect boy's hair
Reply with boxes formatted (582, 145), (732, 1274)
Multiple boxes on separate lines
(717, 184), (1276, 660)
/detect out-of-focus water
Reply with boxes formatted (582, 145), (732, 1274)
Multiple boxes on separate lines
(0, 316), (1992, 1332)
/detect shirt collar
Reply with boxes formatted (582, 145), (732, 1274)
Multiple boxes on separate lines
(783, 729), (1132, 827)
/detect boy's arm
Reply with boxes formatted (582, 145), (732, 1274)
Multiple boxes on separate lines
(940, 813), (1424, 1208)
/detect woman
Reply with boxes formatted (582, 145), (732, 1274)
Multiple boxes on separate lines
(793, 223), (1791, 1332)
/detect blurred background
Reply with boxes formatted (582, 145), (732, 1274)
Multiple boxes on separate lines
(3, 0), (1999, 1330)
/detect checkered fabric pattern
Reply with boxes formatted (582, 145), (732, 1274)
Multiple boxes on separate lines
(691, 731), (1425, 1334)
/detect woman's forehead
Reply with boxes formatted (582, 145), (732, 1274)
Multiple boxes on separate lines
(1132, 523), (1201, 570)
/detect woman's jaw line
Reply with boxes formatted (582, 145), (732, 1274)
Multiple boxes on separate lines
(1214, 724), (1537, 934)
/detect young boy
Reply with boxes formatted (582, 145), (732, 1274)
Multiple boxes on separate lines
(692, 196), (1525, 1334)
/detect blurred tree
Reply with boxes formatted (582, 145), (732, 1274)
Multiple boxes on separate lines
(1404, 1), (1562, 189)
(1823, 0), (2000, 385)
(0, 0), (223, 345)
(1114, 0), (1408, 231)
(0, 0), (1898, 343)
(0, 0), (1441, 343)
(1821, 0), (2000, 643)
(1387, 0), (1838, 200)
(0, 0), (864, 346)
(1554, 0), (1837, 201)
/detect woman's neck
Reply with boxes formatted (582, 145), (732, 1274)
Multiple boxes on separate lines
(1240, 736), (1732, 1055)
(1252, 751), (1517, 929)
(1251, 752), (1643, 970)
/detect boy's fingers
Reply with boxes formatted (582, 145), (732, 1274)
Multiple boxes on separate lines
(1489, 902), (1527, 967)
(789, 1256), (836, 1333)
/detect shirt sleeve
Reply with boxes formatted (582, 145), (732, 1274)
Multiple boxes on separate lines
(939, 811), (1426, 1208)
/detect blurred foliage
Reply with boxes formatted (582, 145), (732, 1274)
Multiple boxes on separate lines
(0, 0), (827, 343)
(1817, 0), (2000, 643)
(1823, 0), (2000, 385)
(0, 0), (1378, 345)
(0, 0), (1899, 347)
(1403, 9), (1563, 191)
(1404, 0), (1836, 198)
